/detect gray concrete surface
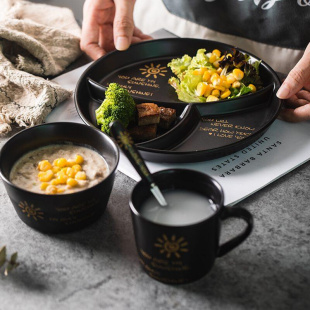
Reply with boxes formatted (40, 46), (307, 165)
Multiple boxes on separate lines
(1, 1), (310, 309)
(1, 124), (310, 310)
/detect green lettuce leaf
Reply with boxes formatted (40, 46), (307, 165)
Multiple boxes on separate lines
(188, 49), (211, 69)
(229, 84), (252, 98)
(167, 54), (192, 77)
(168, 70), (205, 102)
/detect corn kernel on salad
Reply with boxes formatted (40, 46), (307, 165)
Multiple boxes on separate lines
(168, 48), (263, 103)
(10, 144), (109, 195)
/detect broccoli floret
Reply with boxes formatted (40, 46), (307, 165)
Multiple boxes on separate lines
(95, 83), (136, 135)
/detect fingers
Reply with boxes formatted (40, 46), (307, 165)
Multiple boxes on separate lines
(80, 0), (114, 60)
(285, 98), (309, 109)
(133, 27), (153, 41)
(277, 44), (310, 122)
(80, 1), (104, 59)
(277, 43), (310, 99)
(131, 29), (153, 45)
(113, 0), (136, 51)
(81, 0), (152, 58)
(284, 90), (310, 107)
(279, 104), (310, 122)
(296, 89), (310, 101)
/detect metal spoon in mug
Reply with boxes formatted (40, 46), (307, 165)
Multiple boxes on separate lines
(110, 120), (168, 207)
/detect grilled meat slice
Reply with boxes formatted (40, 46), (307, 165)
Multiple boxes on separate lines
(128, 124), (158, 141)
(136, 103), (160, 126)
(159, 107), (176, 129)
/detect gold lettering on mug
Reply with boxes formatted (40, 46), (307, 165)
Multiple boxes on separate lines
(140, 249), (152, 260)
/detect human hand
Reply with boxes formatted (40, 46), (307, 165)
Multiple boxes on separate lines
(80, 0), (152, 60)
(276, 43), (310, 122)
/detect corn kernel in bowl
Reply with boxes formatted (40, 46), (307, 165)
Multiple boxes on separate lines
(10, 144), (109, 195)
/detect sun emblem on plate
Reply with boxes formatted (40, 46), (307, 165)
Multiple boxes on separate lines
(139, 63), (167, 78)
(117, 131), (134, 150)
(154, 234), (189, 258)
(18, 201), (44, 221)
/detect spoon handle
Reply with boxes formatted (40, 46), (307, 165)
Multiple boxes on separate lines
(110, 120), (168, 207)
(109, 120), (154, 185)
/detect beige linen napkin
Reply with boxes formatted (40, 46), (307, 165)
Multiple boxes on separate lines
(0, 0), (82, 134)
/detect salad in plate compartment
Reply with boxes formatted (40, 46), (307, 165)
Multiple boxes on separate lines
(168, 48), (263, 103)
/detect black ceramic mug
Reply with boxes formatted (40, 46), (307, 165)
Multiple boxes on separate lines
(129, 169), (253, 284)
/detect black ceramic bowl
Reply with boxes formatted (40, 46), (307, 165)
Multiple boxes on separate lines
(0, 122), (119, 233)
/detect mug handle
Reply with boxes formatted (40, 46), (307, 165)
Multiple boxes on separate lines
(217, 207), (253, 257)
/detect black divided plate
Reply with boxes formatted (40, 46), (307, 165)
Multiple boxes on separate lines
(75, 38), (282, 163)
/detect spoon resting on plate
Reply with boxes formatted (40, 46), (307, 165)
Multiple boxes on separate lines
(110, 120), (168, 207)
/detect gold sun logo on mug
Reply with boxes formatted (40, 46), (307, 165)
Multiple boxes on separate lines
(18, 201), (44, 221)
(139, 63), (167, 78)
(154, 234), (189, 258)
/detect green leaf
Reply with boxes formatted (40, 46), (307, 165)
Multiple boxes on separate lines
(4, 253), (19, 276)
(229, 84), (252, 99)
(9, 252), (18, 265)
(4, 263), (14, 276)
(241, 62), (263, 87)
(188, 49), (210, 69)
(168, 54), (192, 76)
(0, 246), (6, 268)
(252, 60), (261, 73)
